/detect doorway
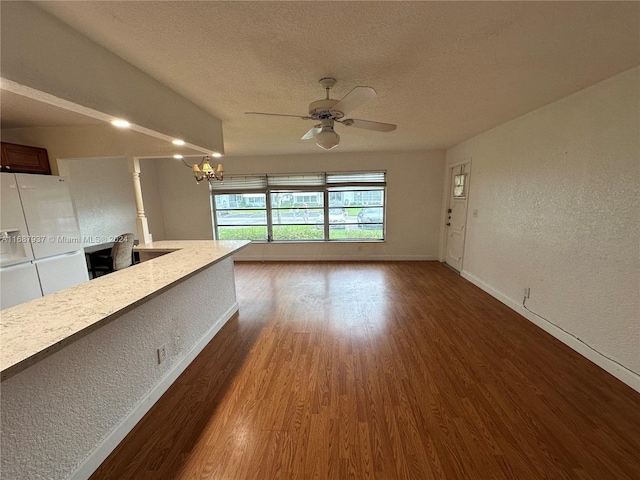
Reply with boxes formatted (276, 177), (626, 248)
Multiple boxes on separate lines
(445, 163), (470, 272)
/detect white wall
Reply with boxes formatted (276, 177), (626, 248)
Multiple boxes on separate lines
(446, 67), (639, 390)
(155, 157), (215, 241)
(153, 150), (446, 260)
(0, 257), (239, 480)
(58, 157), (138, 246)
(139, 159), (166, 241)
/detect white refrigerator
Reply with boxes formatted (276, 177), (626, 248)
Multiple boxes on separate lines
(1, 172), (89, 309)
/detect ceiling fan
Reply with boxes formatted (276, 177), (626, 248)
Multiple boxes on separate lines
(245, 78), (397, 150)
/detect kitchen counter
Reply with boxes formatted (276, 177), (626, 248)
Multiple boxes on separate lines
(0, 240), (250, 380)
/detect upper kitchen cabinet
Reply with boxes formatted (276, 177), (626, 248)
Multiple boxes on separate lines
(1, 142), (51, 175)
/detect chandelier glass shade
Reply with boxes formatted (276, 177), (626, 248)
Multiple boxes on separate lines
(183, 156), (224, 183)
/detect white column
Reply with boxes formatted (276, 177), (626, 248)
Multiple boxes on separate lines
(128, 157), (153, 244)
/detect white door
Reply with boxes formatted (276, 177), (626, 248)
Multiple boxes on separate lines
(445, 164), (470, 272)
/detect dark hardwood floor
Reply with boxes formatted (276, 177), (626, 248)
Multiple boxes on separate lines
(90, 262), (640, 479)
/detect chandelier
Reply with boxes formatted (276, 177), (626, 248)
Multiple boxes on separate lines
(182, 156), (224, 183)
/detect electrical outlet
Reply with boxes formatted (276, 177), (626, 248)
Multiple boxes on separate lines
(524, 287), (530, 299)
(157, 345), (167, 364)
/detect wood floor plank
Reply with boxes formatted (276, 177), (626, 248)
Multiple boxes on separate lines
(90, 262), (640, 480)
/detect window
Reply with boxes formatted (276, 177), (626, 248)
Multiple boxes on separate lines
(211, 172), (386, 242)
(453, 173), (467, 198)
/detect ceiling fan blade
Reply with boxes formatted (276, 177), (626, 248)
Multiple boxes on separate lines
(301, 125), (322, 140)
(331, 86), (377, 116)
(245, 112), (312, 120)
(341, 118), (397, 132)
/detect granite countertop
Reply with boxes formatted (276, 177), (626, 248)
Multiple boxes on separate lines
(0, 240), (250, 380)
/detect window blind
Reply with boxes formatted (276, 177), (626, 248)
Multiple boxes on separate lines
(210, 175), (267, 191)
(326, 172), (386, 184)
(267, 173), (325, 187)
(213, 172), (385, 190)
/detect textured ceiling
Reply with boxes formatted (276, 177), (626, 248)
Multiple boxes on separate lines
(0, 91), (103, 129)
(24, 1), (640, 156)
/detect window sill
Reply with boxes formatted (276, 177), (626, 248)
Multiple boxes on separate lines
(245, 239), (386, 244)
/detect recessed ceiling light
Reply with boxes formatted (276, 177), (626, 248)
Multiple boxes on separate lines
(172, 139), (185, 146)
(111, 119), (131, 128)
(173, 154), (184, 159)
(211, 152), (223, 158)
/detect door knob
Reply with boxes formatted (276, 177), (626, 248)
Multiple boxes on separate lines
(446, 222), (451, 226)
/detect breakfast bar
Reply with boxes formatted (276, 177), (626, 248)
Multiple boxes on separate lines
(0, 240), (249, 480)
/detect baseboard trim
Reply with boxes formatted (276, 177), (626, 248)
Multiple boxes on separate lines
(234, 255), (438, 262)
(461, 270), (640, 394)
(69, 302), (239, 480)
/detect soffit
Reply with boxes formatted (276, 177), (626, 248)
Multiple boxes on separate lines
(1, 90), (103, 129)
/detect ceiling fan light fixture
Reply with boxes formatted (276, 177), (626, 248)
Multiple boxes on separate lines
(246, 78), (396, 151)
(315, 128), (340, 150)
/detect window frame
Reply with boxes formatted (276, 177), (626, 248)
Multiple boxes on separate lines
(211, 171), (386, 243)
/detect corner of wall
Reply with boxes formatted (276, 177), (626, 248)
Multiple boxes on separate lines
(446, 68), (640, 392)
